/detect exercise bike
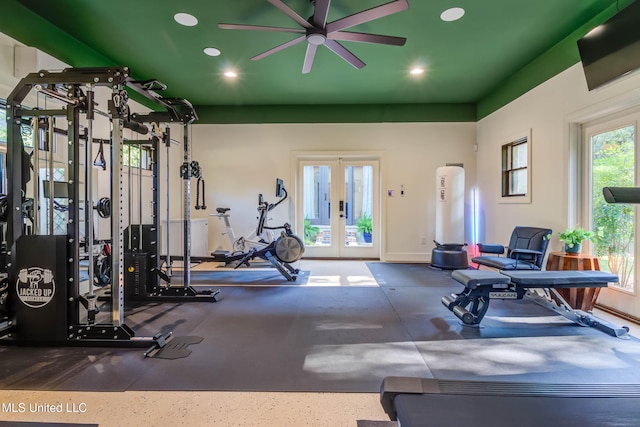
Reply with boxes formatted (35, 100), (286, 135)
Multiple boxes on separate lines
(212, 203), (275, 253)
(211, 179), (305, 281)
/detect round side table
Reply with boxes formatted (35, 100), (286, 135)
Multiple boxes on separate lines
(545, 251), (602, 311)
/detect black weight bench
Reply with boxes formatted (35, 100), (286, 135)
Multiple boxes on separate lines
(380, 376), (640, 427)
(441, 269), (629, 337)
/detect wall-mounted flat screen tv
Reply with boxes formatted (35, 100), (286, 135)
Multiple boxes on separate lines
(577, 0), (640, 91)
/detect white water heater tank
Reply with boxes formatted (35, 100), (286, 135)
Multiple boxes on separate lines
(435, 166), (465, 244)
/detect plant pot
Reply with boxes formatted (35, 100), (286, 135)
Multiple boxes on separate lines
(564, 243), (581, 254)
(363, 231), (372, 243)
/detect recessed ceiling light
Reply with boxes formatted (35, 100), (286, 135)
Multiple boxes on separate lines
(174, 13), (198, 27)
(440, 7), (465, 22)
(224, 70), (238, 78)
(410, 67), (424, 76)
(204, 47), (221, 57)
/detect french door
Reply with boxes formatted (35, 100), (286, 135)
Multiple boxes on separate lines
(297, 158), (379, 259)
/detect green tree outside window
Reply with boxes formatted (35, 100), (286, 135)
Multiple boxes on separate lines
(591, 125), (635, 289)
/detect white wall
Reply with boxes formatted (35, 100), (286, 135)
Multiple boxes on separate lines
(186, 122), (477, 261)
(477, 63), (640, 315)
(0, 33), (67, 100)
(0, 33), (20, 98)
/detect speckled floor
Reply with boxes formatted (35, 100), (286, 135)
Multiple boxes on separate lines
(0, 390), (388, 426)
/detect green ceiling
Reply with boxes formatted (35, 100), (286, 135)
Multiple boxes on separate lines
(0, 0), (630, 123)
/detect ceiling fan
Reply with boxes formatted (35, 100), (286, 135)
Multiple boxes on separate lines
(218, 0), (409, 74)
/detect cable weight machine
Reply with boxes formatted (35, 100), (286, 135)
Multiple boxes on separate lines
(123, 93), (218, 301)
(0, 67), (206, 348)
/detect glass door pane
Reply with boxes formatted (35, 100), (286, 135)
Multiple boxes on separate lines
(298, 158), (379, 259)
(591, 125), (635, 291)
(301, 164), (336, 257)
(343, 165), (373, 248)
(339, 160), (379, 259)
(303, 164), (331, 247)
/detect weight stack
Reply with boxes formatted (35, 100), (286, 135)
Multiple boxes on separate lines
(124, 252), (150, 297)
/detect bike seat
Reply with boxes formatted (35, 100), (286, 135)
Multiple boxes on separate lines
(216, 207), (231, 214)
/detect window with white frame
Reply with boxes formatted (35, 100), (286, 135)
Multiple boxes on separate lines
(123, 144), (151, 170)
(500, 134), (531, 202)
(0, 105), (6, 145)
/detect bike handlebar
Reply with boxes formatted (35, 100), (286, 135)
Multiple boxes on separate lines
(256, 185), (289, 235)
(257, 187), (288, 213)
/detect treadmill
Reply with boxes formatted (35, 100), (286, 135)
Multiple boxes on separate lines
(381, 376), (640, 427)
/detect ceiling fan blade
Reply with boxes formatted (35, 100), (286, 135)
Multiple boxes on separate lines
(302, 44), (319, 74)
(251, 35), (306, 61)
(330, 31), (406, 46)
(326, 0), (409, 34)
(218, 23), (305, 34)
(268, 0), (313, 29)
(324, 39), (365, 70)
(313, 0), (331, 28)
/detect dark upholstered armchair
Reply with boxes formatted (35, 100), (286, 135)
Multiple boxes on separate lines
(471, 226), (552, 270)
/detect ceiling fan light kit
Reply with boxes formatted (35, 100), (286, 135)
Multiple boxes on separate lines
(218, 0), (409, 74)
(307, 32), (327, 46)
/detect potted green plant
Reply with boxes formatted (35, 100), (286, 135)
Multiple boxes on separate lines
(356, 214), (373, 243)
(558, 227), (595, 254)
(304, 218), (319, 245)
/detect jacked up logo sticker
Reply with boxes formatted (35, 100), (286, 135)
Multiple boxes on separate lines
(16, 267), (56, 308)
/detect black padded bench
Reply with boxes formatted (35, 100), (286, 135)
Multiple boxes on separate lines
(442, 269), (628, 337)
(380, 376), (640, 427)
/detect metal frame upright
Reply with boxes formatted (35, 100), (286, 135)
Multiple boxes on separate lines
(1, 67), (177, 346)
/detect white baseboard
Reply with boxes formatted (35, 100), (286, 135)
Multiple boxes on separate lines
(382, 252), (430, 263)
